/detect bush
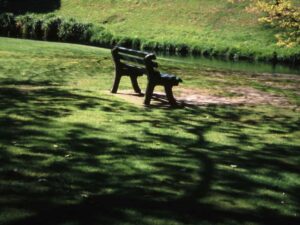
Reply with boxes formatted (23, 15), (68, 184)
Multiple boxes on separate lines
(141, 41), (156, 51)
(229, 0), (300, 47)
(16, 14), (43, 39)
(201, 47), (213, 56)
(117, 36), (133, 48)
(32, 18), (43, 40)
(89, 26), (113, 47)
(165, 42), (176, 54)
(42, 15), (62, 41)
(0, 13), (96, 43)
(190, 46), (202, 56)
(131, 37), (141, 50)
(58, 18), (92, 43)
(16, 15), (34, 38)
(175, 44), (189, 55)
(0, 13), (16, 37)
(110, 36), (121, 47)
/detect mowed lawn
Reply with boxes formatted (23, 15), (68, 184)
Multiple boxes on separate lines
(56, 0), (269, 47)
(0, 37), (300, 225)
(54, 0), (300, 59)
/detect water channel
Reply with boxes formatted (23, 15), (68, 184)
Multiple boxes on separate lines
(158, 54), (300, 75)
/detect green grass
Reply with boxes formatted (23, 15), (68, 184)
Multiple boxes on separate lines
(2, 0), (300, 61)
(50, 0), (300, 60)
(0, 37), (300, 225)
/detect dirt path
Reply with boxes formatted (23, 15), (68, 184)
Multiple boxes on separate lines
(177, 87), (291, 106)
(107, 85), (299, 110)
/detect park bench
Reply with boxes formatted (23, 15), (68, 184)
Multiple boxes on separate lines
(111, 46), (182, 106)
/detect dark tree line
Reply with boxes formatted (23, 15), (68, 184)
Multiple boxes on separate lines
(0, 0), (61, 14)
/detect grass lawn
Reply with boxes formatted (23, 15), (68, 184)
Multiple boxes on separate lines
(56, 0), (300, 59)
(5, 0), (300, 61)
(0, 37), (300, 225)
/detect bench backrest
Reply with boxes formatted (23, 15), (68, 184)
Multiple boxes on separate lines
(111, 46), (160, 80)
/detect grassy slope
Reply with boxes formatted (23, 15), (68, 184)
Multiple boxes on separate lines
(52, 0), (300, 59)
(0, 37), (300, 225)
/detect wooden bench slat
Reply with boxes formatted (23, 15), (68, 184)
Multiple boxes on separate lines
(118, 53), (145, 65)
(120, 63), (147, 75)
(119, 53), (159, 68)
(117, 47), (150, 57)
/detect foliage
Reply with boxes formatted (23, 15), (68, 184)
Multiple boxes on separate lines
(42, 15), (63, 41)
(229, 0), (300, 47)
(58, 18), (92, 43)
(254, 0), (300, 47)
(0, 12), (15, 36)
(0, 13), (99, 44)
(89, 25), (113, 47)
(16, 14), (43, 39)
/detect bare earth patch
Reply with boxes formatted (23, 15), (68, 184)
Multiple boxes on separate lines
(177, 87), (290, 107)
(108, 86), (297, 109)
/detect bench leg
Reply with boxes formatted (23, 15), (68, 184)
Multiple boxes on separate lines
(130, 75), (142, 94)
(164, 85), (177, 106)
(111, 73), (121, 93)
(144, 83), (155, 105)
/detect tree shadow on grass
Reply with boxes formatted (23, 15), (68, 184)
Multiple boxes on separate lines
(0, 85), (299, 225)
(0, 0), (61, 14)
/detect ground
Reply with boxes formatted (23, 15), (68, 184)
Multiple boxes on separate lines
(0, 37), (300, 225)
(112, 85), (297, 109)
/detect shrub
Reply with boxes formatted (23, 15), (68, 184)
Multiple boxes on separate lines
(155, 42), (166, 52)
(176, 44), (189, 55)
(131, 37), (141, 50)
(15, 14), (35, 38)
(0, 13), (98, 43)
(117, 36), (133, 48)
(255, 0), (300, 47)
(201, 47), (213, 56)
(228, 0), (300, 47)
(32, 18), (43, 39)
(165, 43), (176, 54)
(141, 41), (156, 51)
(15, 14), (44, 39)
(0, 13), (16, 37)
(89, 26), (113, 47)
(110, 36), (121, 47)
(58, 18), (92, 43)
(41, 15), (62, 41)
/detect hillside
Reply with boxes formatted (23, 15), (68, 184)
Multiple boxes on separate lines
(52, 0), (300, 60)
(1, 0), (299, 61)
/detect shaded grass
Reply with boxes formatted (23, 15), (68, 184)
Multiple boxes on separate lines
(0, 37), (300, 225)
